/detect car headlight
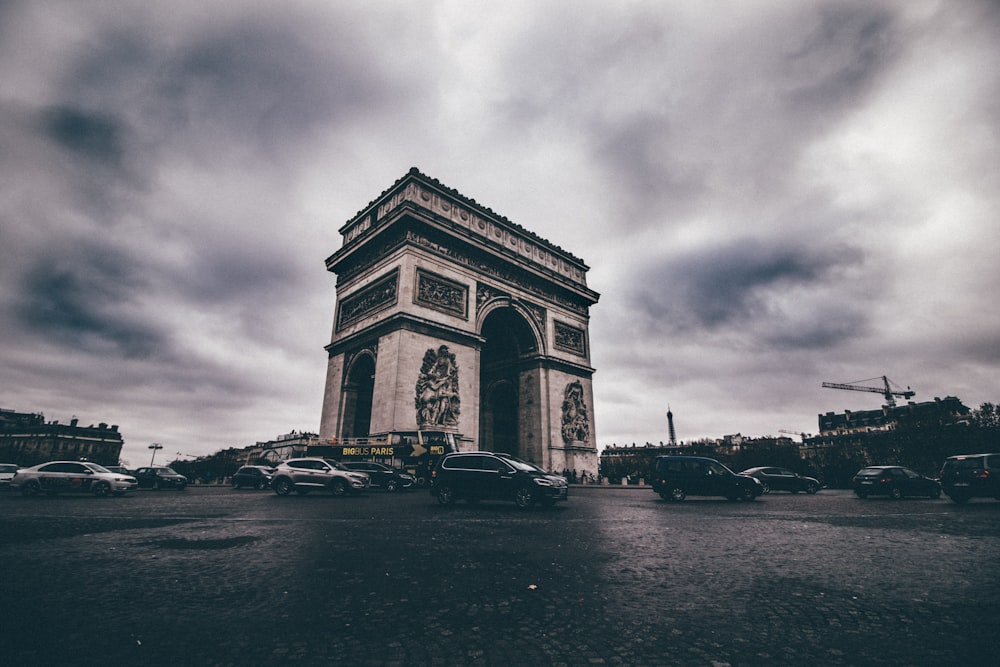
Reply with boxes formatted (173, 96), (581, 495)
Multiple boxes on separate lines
(534, 478), (554, 487)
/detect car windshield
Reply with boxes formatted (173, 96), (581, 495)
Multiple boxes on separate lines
(857, 468), (883, 476)
(949, 458), (982, 470)
(0, 464), (18, 472)
(325, 459), (349, 470)
(84, 463), (111, 473)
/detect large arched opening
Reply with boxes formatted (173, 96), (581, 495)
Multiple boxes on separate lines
(479, 307), (539, 459)
(341, 353), (375, 439)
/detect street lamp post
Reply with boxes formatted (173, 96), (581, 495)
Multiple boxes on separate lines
(148, 443), (163, 465)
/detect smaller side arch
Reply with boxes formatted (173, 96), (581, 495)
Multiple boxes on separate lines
(341, 350), (376, 439)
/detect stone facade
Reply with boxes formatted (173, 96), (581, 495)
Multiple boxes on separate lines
(0, 408), (124, 467)
(319, 168), (600, 475)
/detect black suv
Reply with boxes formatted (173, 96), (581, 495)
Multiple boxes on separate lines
(430, 452), (568, 509)
(342, 462), (415, 492)
(651, 456), (763, 501)
(939, 453), (1000, 503)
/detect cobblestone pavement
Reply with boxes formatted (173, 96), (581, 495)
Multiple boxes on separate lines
(0, 485), (998, 666)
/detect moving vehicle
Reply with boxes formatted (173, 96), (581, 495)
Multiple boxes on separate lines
(307, 430), (458, 486)
(739, 467), (821, 494)
(270, 458), (370, 496)
(852, 466), (941, 499)
(230, 465), (275, 490)
(342, 461), (415, 491)
(430, 451), (568, 509)
(133, 466), (188, 490)
(651, 456), (763, 501)
(0, 463), (19, 488)
(939, 453), (1000, 503)
(10, 461), (137, 497)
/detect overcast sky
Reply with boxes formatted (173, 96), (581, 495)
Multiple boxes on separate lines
(2, 0), (997, 467)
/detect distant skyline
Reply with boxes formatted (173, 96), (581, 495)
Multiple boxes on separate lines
(1, 1), (997, 467)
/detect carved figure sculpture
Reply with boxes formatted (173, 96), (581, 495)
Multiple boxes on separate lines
(561, 380), (590, 444)
(415, 345), (460, 427)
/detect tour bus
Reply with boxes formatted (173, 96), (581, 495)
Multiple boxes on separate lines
(307, 430), (458, 486)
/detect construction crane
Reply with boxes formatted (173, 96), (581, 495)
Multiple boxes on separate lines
(822, 375), (915, 407)
(778, 429), (806, 441)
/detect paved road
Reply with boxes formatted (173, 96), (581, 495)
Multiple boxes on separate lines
(1, 485), (998, 666)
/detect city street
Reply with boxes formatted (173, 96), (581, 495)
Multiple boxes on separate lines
(1, 485), (998, 666)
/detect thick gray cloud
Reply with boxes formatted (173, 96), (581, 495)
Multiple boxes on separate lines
(1, 0), (997, 464)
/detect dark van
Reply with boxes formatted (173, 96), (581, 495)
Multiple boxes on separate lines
(651, 455), (763, 501)
(939, 453), (1000, 503)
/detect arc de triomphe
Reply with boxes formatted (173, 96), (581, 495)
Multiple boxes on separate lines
(319, 168), (600, 476)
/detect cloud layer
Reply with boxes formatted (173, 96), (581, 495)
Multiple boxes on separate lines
(1, 0), (997, 464)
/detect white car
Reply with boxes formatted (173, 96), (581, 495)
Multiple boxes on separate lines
(0, 463), (19, 488)
(11, 461), (138, 497)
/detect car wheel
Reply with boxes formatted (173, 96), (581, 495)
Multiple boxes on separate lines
(890, 487), (903, 500)
(232, 481), (242, 490)
(514, 486), (534, 509)
(806, 483), (819, 494)
(92, 482), (111, 498)
(273, 478), (293, 496)
(760, 482), (771, 494)
(385, 479), (399, 493)
(256, 480), (268, 490)
(436, 485), (455, 505)
(669, 487), (686, 502)
(740, 486), (757, 501)
(21, 480), (40, 497)
(330, 479), (349, 497)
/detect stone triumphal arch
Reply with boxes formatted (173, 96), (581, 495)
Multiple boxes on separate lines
(319, 168), (600, 475)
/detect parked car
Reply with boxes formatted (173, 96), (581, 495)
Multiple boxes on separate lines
(651, 456), (763, 502)
(269, 458), (370, 496)
(939, 453), (1000, 503)
(342, 461), (415, 491)
(430, 451), (568, 509)
(133, 466), (188, 490)
(230, 465), (275, 490)
(852, 466), (941, 499)
(10, 461), (137, 497)
(0, 463), (19, 488)
(739, 467), (821, 494)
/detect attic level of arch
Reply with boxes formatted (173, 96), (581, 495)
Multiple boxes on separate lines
(327, 209), (597, 318)
(329, 270), (592, 369)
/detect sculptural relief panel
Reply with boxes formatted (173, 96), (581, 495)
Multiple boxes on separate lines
(336, 269), (399, 331)
(414, 268), (467, 319)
